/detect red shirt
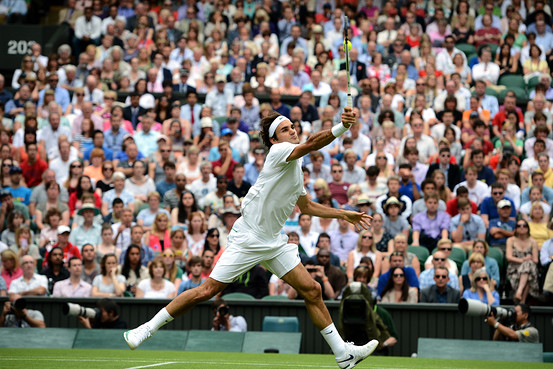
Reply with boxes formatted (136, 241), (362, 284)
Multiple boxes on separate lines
(492, 110), (523, 132)
(43, 242), (82, 269)
(446, 197), (478, 217)
(464, 138), (494, 155)
(212, 158), (237, 181)
(329, 182), (351, 205)
(20, 159), (48, 187)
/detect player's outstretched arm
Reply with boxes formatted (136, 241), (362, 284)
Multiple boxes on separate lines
(296, 195), (372, 231)
(286, 107), (357, 162)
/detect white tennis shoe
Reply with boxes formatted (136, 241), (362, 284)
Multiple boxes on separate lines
(124, 324), (154, 350)
(336, 340), (379, 369)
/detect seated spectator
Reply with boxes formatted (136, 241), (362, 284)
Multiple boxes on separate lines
(460, 239), (500, 287)
(309, 232), (341, 268)
(38, 208), (61, 249)
(346, 230), (382, 282)
(380, 267), (418, 303)
(91, 254), (126, 298)
(506, 220), (540, 304)
(0, 249), (22, 290)
(136, 258), (176, 299)
(369, 212), (394, 256)
(488, 200), (516, 251)
(11, 228), (39, 265)
(314, 248), (347, 299)
(419, 249), (460, 290)
(381, 234), (420, 276)
(170, 191), (200, 230)
(541, 238), (553, 300)
(178, 256), (205, 294)
(375, 176), (413, 221)
(462, 267), (499, 306)
(527, 202), (553, 248)
(380, 197), (410, 238)
(289, 261), (334, 300)
(145, 213), (171, 256)
(117, 244), (149, 297)
(187, 212), (207, 257)
(480, 183), (517, 229)
(97, 223), (121, 261)
(125, 160), (156, 210)
(411, 194), (450, 252)
(460, 253), (487, 294)
(45, 226), (81, 268)
(329, 218), (359, 265)
(40, 246), (70, 294)
(161, 248), (183, 291)
(8, 255), (48, 299)
(68, 175), (102, 217)
(450, 198), (486, 252)
(69, 204), (102, 249)
(446, 186), (477, 217)
(6, 165), (30, 206)
(424, 239), (459, 276)
(211, 297), (247, 332)
(52, 256), (92, 297)
(377, 252), (420, 298)
(136, 191), (170, 232)
(1, 210), (25, 248)
(412, 179), (447, 216)
(420, 266), (461, 303)
(34, 181), (70, 231)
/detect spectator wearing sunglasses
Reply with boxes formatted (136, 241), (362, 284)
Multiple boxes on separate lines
(424, 239), (459, 276)
(420, 266), (461, 303)
(461, 267), (499, 306)
(418, 251), (459, 290)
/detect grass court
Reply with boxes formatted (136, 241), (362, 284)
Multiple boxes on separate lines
(1, 348), (551, 369)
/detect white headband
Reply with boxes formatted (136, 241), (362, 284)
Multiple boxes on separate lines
(269, 115), (289, 138)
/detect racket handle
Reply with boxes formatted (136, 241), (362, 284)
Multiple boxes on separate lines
(347, 94), (353, 109)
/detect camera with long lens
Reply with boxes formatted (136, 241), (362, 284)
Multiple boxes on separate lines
(7, 298), (27, 314)
(458, 298), (516, 325)
(62, 302), (100, 319)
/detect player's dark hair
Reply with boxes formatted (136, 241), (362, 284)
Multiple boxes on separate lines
(260, 112), (281, 149)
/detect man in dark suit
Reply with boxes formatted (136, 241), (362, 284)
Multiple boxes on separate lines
(173, 69), (196, 93)
(420, 266), (461, 303)
(426, 147), (461, 191)
(125, 2), (154, 31)
(123, 91), (146, 129)
(339, 48), (366, 85)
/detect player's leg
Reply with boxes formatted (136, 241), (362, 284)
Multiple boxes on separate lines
(124, 278), (227, 350)
(281, 262), (378, 368)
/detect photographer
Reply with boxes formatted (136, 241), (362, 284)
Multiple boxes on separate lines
(78, 298), (127, 329)
(485, 304), (539, 343)
(0, 299), (46, 328)
(211, 298), (247, 332)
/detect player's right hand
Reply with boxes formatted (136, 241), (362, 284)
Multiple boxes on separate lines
(341, 106), (357, 128)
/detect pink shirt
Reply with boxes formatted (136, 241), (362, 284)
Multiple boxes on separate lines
(2, 268), (23, 290)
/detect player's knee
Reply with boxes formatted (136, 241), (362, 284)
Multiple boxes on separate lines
(303, 280), (322, 303)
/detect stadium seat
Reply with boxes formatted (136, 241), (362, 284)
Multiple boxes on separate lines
(499, 86), (528, 102)
(222, 292), (256, 300)
(242, 332), (302, 354)
(485, 87), (499, 98)
(407, 246), (429, 271)
(261, 295), (289, 301)
(527, 76), (540, 91)
(488, 247), (504, 272)
(213, 116), (227, 125)
(498, 75), (525, 90)
(262, 316), (300, 332)
(468, 55), (479, 69)
(478, 43), (499, 60)
(456, 43), (476, 57)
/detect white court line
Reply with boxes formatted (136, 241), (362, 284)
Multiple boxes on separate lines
(125, 362), (177, 369)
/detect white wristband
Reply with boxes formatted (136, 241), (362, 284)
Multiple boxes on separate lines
(494, 322), (500, 329)
(331, 123), (349, 138)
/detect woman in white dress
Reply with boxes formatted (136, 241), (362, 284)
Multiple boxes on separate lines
(136, 258), (177, 299)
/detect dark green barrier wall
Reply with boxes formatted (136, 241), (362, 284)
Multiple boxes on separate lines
(1, 297), (551, 356)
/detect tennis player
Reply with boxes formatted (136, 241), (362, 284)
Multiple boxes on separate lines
(124, 107), (378, 368)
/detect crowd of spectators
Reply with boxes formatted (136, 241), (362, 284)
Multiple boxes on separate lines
(1, 0), (553, 310)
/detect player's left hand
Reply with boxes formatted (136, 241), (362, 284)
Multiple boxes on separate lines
(341, 107), (357, 128)
(342, 211), (372, 231)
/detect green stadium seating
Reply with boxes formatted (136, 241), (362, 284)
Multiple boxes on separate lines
(488, 247), (504, 271)
(222, 292), (256, 300)
(185, 330), (245, 352)
(485, 87), (499, 98)
(456, 43), (476, 57)
(498, 75), (525, 89)
(262, 316), (300, 332)
(0, 328), (76, 349)
(213, 116), (227, 124)
(407, 246), (429, 271)
(242, 332), (302, 354)
(418, 338), (543, 362)
(499, 86), (528, 102)
(478, 43), (499, 60)
(261, 295), (289, 301)
(527, 76), (540, 91)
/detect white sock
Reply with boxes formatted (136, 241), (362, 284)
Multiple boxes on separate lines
(320, 323), (346, 358)
(146, 308), (174, 332)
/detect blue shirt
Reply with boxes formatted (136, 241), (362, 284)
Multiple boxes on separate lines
(461, 257), (500, 284)
(461, 166), (496, 184)
(7, 186), (31, 205)
(38, 87), (71, 112)
(399, 180), (421, 202)
(156, 180), (176, 198)
(103, 128), (129, 157)
(272, 103), (290, 119)
(418, 268), (459, 290)
(481, 94), (499, 118)
(488, 217), (516, 246)
(244, 162), (261, 185)
(133, 130), (160, 157)
(462, 289), (500, 306)
(449, 213), (486, 241)
(377, 266), (419, 297)
(177, 278), (205, 294)
(480, 196), (517, 220)
(521, 185), (553, 205)
(83, 145), (113, 162)
(136, 208), (170, 228)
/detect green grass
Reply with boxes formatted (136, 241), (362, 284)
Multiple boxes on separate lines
(0, 349), (551, 369)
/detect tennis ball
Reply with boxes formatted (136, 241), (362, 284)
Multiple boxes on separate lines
(343, 40), (352, 52)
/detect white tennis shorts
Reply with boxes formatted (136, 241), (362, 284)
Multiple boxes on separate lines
(209, 221), (301, 284)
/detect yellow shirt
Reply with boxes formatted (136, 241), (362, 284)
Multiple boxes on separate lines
(535, 168), (553, 189)
(528, 221), (553, 249)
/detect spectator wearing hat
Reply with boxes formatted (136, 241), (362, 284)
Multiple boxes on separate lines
(69, 204), (102, 249)
(480, 183), (517, 229)
(381, 197), (410, 239)
(208, 128), (241, 162)
(488, 199), (516, 248)
(46, 226), (81, 267)
(205, 75), (233, 118)
(173, 68), (196, 94)
(6, 166), (31, 206)
(244, 148), (266, 185)
(375, 176), (413, 221)
(218, 206), (241, 249)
